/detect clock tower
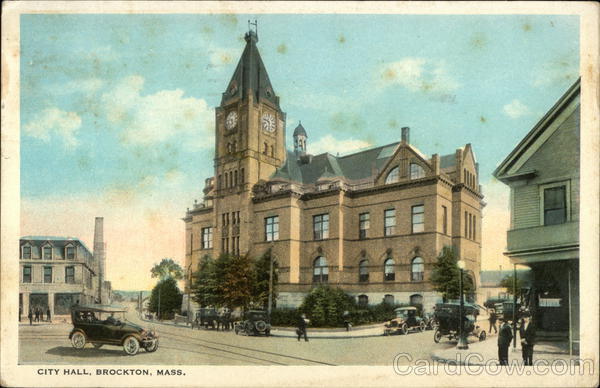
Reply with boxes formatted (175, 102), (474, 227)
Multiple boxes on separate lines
(212, 28), (286, 256)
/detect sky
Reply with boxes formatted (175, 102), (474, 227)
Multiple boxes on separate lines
(20, 14), (579, 290)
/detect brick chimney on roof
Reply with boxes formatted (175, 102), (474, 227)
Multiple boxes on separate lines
(401, 127), (410, 144)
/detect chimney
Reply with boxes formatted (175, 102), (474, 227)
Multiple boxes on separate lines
(401, 127), (410, 143)
(93, 217), (105, 304)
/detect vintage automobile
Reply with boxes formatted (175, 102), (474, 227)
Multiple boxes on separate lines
(433, 302), (486, 343)
(423, 311), (438, 330)
(69, 305), (158, 356)
(383, 306), (426, 335)
(234, 310), (271, 336)
(192, 308), (219, 329)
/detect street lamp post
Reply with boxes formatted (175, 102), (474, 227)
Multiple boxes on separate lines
(457, 259), (469, 350)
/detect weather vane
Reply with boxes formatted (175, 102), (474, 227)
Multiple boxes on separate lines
(248, 19), (258, 37)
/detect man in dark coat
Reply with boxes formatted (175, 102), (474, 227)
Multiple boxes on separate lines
(296, 314), (308, 342)
(46, 307), (52, 323)
(28, 308), (33, 325)
(34, 307), (40, 322)
(488, 308), (498, 334)
(519, 315), (536, 365)
(497, 319), (513, 365)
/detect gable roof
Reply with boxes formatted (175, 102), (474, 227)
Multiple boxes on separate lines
(493, 78), (580, 181)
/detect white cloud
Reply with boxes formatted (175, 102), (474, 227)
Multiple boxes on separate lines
(379, 58), (460, 96)
(503, 99), (531, 119)
(101, 75), (214, 148)
(51, 78), (104, 95)
(23, 107), (82, 147)
(309, 134), (372, 156)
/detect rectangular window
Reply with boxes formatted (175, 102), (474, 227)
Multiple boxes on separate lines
(468, 213), (472, 239)
(66, 246), (75, 260)
(313, 214), (329, 240)
(65, 267), (75, 284)
(201, 227), (213, 249)
(543, 185), (567, 225)
(23, 266), (32, 283)
(412, 205), (425, 233)
(43, 246), (52, 260)
(384, 209), (396, 236)
(22, 246), (31, 260)
(359, 213), (370, 239)
(44, 266), (52, 283)
(464, 211), (468, 237)
(442, 206), (448, 235)
(265, 216), (279, 241)
(473, 216), (476, 241)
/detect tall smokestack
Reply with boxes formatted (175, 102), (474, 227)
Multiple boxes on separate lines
(93, 217), (105, 304)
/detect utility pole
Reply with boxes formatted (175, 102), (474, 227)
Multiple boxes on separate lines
(267, 255), (273, 319)
(512, 264), (517, 350)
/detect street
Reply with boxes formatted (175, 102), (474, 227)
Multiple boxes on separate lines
(19, 311), (456, 365)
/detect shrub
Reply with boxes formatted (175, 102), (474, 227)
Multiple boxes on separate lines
(299, 286), (356, 327)
(270, 308), (298, 326)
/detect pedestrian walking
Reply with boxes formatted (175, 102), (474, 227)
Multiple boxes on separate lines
(296, 314), (309, 342)
(488, 308), (498, 334)
(46, 307), (52, 323)
(497, 319), (513, 366)
(34, 307), (40, 322)
(343, 310), (351, 332)
(28, 308), (33, 326)
(519, 314), (536, 366)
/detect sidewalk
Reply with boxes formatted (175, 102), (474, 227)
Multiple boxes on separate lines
(138, 315), (384, 339)
(431, 334), (578, 365)
(270, 323), (383, 339)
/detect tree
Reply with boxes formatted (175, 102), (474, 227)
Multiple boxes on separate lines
(150, 258), (184, 281)
(149, 278), (183, 319)
(430, 246), (475, 302)
(191, 255), (218, 307)
(190, 253), (255, 310)
(299, 286), (356, 327)
(253, 248), (279, 309)
(500, 274), (526, 298)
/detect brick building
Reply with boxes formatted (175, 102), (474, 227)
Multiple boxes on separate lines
(183, 30), (484, 311)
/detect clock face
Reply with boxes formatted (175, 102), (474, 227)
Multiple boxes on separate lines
(225, 111), (238, 130)
(261, 113), (276, 133)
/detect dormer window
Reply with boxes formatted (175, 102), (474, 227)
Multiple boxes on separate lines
(410, 163), (425, 179)
(21, 245), (31, 260)
(66, 245), (76, 260)
(43, 245), (53, 260)
(385, 166), (400, 184)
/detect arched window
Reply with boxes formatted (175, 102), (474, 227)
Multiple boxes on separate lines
(410, 294), (423, 306)
(263, 142), (268, 154)
(385, 166), (400, 184)
(384, 258), (395, 281)
(357, 294), (369, 306)
(240, 168), (245, 184)
(313, 256), (328, 283)
(410, 163), (425, 179)
(384, 294), (395, 305)
(234, 170), (238, 186)
(411, 257), (424, 281)
(359, 259), (369, 282)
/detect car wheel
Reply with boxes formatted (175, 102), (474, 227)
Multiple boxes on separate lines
(123, 336), (140, 356)
(419, 322), (426, 332)
(145, 339), (159, 352)
(71, 331), (86, 349)
(401, 323), (408, 335)
(433, 329), (442, 343)
(255, 320), (267, 332)
(92, 343), (103, 349)
(479, 331), (487, 341)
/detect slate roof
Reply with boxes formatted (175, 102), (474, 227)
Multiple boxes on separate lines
(221, 30), (279, 108)
(293, 122), (307, 137)
(20, 236), (92, 254)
